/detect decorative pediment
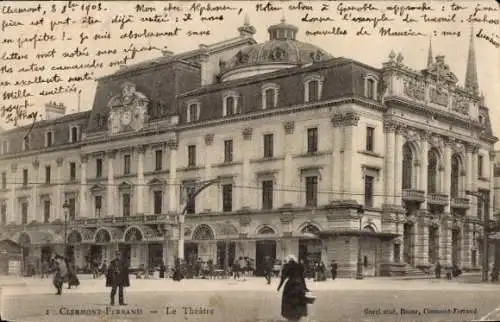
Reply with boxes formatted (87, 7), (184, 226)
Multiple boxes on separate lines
(148, 178), (165, 187)
(118, 181), (133, 191)
(90, 184), (105, 193)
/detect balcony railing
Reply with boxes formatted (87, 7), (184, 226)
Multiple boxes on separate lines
(451, 196), (470, 209)
(72, 214), (176, 226)
(402, 189), (425, 203)
(427, 193), (449, 206)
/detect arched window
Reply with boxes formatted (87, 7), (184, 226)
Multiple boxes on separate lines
(427, 149), (439, 193)
(301, 224), (320, 234)
(124, 227), (143, 242)
(258, 226), (275, 235)
(367, 78), (375, 99)
(308, 80), (319, 102)
(192, 224), (214, 240)
(450, 154), (461, 198)
(95, 229), (111, 244)
(402, 143), (413, 189)
(265, 88), (276, 109)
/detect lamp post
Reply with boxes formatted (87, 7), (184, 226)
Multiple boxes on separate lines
(62, 200), (70, 258)
(466, 190), (489, 282)
(356, 205), (364, 280)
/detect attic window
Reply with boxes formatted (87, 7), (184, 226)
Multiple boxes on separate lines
(223, 92), (240, 117)
(23, 136), (30, 151)
(70, 126), (79, 142)
(1, 140), (8, 154)
(364, 75), (378, 100)
(45, 131), (53, 147)
(262, 84), (279, 109)
(304, 75), (324, 103)
(187, 102), (200, 123)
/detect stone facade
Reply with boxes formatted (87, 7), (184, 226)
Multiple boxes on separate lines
(0, 20), (497, 277)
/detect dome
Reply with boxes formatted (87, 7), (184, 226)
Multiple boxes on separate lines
(219, 19), (333, 82)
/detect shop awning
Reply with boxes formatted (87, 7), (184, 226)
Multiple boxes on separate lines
(316, 230), (400, 240)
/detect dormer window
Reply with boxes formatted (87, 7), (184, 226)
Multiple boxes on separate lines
(262, 84), (279, 109)
(1, 139), (8, 154)
(45, 131), (53, 147)
(364, 74), (378, 100)
(304, 75), (324, 103)
(23, 136), (30, 151)
(223, 92), (240, 117)
(186, 101), (200, 123)
(70, 126), (79, 142)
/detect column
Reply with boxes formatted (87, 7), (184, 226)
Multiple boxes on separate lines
(203, 134), (214, 211)
(136, 145), (146, 215)
(55, 157), (64, 220)
(241, 128), (253, 209)
(330, 126), (341, 202)
(393, 127), (403, 206)
(383, 121), (396, 206)
(420, 137), (429, 210)
(466, 145), (477, 217)
(9, 164), (17, 224)
(31, 160), (40, 222)
(489, 151), (495, 222)
(167, 140), (178, 212)
(443, 141), (452, 213)
(342, 114), (359, 201)
(106, 150), (116, 217)
(282, 122), (294, 206)
(461, 223), (471, 268)
(79, 154), (87, 217)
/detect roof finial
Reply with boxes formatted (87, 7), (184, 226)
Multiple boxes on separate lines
(465, 24), (479, 95)
(244, 13), (250, 25)
(427, 36), (433, 68)
(237, 13), (256, 37)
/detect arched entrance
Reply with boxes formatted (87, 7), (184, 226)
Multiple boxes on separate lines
(361, 225), (378, 276)
(188, 224), (215, 263)
(298, 224), (322, 269)
(94, 228), (112, 262)
(255, 226), (277, 276)
(403, 222), (415, 265)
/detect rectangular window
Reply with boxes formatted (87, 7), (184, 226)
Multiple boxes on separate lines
(68, 198), (76, 220)
(305, 176), (318, 207)
(1, 204), (7, 225)
(265, 88), (275, 109)
(366, 127), (375, 152)
(70, 162), (76, 181)
(123, 154), (131, 175)
(22, 169), (28, 186)
(94, 196), (102, 217)
(123, 193), (131, 217)
(478, 155), (483, 177)
(153, 191), (162, 215)
(364, 175), (374, 208)
(21, 202), (28, 224)
(155, 150), (163, 171)
(224, 140), (233, 163)
(263, 134), (274, 158)
(308, 80), (319, 102)
(189, 104), (198, 122)
(222, 184), (233, 212)
(262, 180), (274, 210)
(367, 79), (375, 99)
(23, 136), (29, 151)
(43, 200), (50, 223)
(188, 145), (196, 167)
(185, 183), (196, 215)
(1, 172), (6, 189)
(96, 158), (103, 178)
(226, 97), (235, 116)
(307, 127), (318, 153)
(46, 132), (53, 147)
(45, 166), (51, 184)
(71, 127), (78, 142)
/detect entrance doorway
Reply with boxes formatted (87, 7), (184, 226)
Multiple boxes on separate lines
(216, 241), (235, 270)
(184, 243), (198, 263)
(255, 240), (276, 276)
(403, 223), (415, 265)
(119, 244), (131, 264)
(148, 243), (163, 268)
(90, 245), (103, 263)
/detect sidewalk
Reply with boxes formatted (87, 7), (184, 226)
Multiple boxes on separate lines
(1, 273), (498, 296)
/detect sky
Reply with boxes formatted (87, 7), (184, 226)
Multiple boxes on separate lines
(1, 1), (498, 147)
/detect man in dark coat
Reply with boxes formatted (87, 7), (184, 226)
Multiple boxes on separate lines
(330, 260), (338, 280)
(106, 251), (130, 306)
(52, 254), (68, 295)
(264, 256), (273, 284)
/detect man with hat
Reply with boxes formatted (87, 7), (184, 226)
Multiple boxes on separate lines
(106, 251), (130, 305)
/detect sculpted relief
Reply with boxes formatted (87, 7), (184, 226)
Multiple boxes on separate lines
(107, 82), (150, 134)
(403, 78), (425, 101)
(429, 86), (449, 107)
(451, 95), (470, 115)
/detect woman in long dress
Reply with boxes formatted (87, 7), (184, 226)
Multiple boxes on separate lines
(277, 255), (310, 321)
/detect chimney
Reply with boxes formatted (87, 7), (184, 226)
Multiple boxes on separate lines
(44, 101), (66, 120)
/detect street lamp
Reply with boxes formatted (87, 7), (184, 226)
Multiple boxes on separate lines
(62, 200), (70, 258)
(466, 190), (489, 282)
(356, 205), (364, 280)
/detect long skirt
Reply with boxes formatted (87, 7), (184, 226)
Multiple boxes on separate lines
(281, 278), (307, 321)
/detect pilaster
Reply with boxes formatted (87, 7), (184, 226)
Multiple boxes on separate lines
(136, 145), (146, 215)
(282, 122), (294, 206)
(9, 164), (17, 224)
(383, 121), (396, 205)
(466, 144), (477, 218)
(167, 140), (178, 213)
(241, 128), (253, 209)
(443, 140), (452, 213)
(393, 127), (404, 206)
(55, 157), (64, 220)
(80, 154), (87, 218)
(330, 126), (341, 202)
(106, 150), (116, 217)
(204, 134), (214, 211)
(31, 160), (40, 222)
(420, 136), (429, 209)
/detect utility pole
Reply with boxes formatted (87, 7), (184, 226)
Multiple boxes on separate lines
(466, 190), (490, 282)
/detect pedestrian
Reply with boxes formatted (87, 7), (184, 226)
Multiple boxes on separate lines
(52, 254), (68, 295)
(233, 258), (241, 280)
(330, 260), (338, 280)
(318, 262), (327, 281)
(277, 254), (310, 322)
(106, 251), (130, 306)
(41, 259), (49, 279)
(264, 256), (273, 285)
(66, 259), (80, 289)
(435, 261), (441, 279)
(159, 260), (166, 279)
(445, 265), (453, 280)
(172, 257), (184, 281)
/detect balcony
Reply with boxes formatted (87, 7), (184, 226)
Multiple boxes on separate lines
(72, 214), (176, 227)
(451, 196), (470, 210)
(427, 193), (449, 206)
(402, 189), (425, 203)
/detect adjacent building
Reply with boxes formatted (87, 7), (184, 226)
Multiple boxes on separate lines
(0, 19), (497, 277)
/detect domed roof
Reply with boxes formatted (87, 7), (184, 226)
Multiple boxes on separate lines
(219, 19), (333, 80)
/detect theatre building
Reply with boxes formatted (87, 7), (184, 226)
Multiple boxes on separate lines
(0, 19), (497, 277)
